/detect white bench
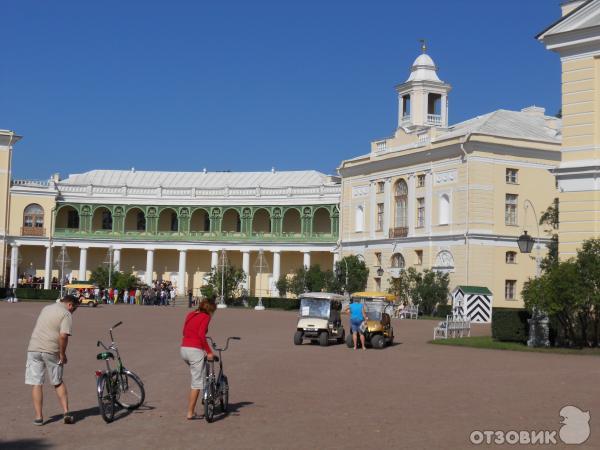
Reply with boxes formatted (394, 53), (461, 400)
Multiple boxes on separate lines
(433, 315), (471, 340)
(397, 304), (418, 319)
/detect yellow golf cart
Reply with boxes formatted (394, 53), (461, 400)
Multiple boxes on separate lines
(65, 283), (98, 307)
(346, 292), (396, 349)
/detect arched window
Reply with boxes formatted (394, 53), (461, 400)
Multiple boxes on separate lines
(439, 194), (450, 225)
(433, 250), (454, 273)
(391, 253), (405, 269)
(394, 180), (408, 229)
(23, 204), (44, 228)
(355, 205), (364, 232)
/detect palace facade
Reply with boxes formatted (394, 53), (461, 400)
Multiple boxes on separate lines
(0, 146), (340, 296)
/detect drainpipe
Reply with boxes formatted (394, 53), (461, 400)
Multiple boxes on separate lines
(2, 132), (15, 287)
(460, 133), (472, 285)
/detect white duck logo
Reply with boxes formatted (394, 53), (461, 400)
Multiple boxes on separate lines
(559, 405), (590, 445)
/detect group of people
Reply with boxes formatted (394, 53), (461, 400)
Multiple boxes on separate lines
(24, 292), (217, 425)
(73, 280), (178, 306)
(15, 275), (65, 290)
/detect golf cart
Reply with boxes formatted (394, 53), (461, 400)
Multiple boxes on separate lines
(294, 293), (346, 346)
(65, 283), (98, 307)
(346, 292), (395, 349)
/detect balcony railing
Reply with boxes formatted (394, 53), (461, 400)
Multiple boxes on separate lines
(21, 226), (46, 236)
(426, 114), (441, 126)
(389, 227), (408, 238)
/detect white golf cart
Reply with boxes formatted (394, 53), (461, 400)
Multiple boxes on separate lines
(294, 292), (346, 346)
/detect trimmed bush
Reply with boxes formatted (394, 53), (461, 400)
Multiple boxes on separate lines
(435, 304), (453, 317)
(492, 308), (530, 343)
(225, 297), (300, 310)
(0, 288), (6, 299)
(15, 288), (61, 301)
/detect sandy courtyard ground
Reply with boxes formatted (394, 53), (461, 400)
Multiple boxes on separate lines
(0, 302), (599, 450)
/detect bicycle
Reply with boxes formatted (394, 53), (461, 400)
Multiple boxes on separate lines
(95, 321), (146, 423)
(203, 336), (240, 423)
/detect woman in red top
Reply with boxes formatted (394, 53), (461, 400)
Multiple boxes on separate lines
(180, 297), (217, 420)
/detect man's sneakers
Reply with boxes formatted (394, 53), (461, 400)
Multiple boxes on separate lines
(63, 413), (75, 424)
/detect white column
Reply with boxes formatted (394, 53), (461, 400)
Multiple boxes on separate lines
(397, 93), (403, 128)
(408, 174), (416, 236)
(113, 248), (121, 271)
(441, 94), (448, 127)
(425, 171), (433, 234)
(271, 251), (281, 296)
(145, 249), (154, 286)
(211, 250), (219, 269)
(383, 178), (391, 237)
(9, 244), (19, 289)
(369, 181), (376, 238)
(242, 251), (250, 292)
(178, 249), (187, 295)
(79, 247), (88, 281)
(303, 251), (311, 269)
(44, 245), (52, 289)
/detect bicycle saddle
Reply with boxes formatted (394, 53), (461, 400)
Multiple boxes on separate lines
(96, 351), (115, 360)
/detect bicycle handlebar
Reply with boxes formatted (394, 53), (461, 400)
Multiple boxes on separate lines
(111, 321), (123, 330)
(206, 336), (241, 352)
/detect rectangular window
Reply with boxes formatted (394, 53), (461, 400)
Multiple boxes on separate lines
(505, 194), (518, 225)
(506, 168), (518, 184)
(417, 174), (426, 188)
(377, 203), (384, 231)
(505, 280), (517, 300)
(415, 250), (423, 265)
(417, 198), (425, 228)
(506, 251), (517, 264)
(376, 181), (385, 193)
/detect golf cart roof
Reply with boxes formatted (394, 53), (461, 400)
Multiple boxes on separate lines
(299, 292), (346, 302)
(352, 292), (396, 302)
(65, 283), (97, 289)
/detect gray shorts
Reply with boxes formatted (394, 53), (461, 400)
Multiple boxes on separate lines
(25, 352), (64, 386)
(180, 347), (206, 390)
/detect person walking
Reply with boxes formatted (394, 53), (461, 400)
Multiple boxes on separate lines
(346, 298), (368, 350)
(187, 289), (193, 308)
(25, 295), (79, 425)
(170, 287), (177, 307)
(7, 284), (16, 303)
(180, 297), (217, 420)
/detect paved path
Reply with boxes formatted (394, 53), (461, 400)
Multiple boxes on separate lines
(1, 302), (598, 449)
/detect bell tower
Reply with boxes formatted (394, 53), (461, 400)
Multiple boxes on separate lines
(395, 42), (451, 130)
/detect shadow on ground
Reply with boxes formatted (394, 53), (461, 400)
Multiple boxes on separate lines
(45, 403), (155, 424)
(211, 401), (253, 422)
(0, 438), (51, 449)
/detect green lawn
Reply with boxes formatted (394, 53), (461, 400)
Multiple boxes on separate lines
(429, 336), (600, 356)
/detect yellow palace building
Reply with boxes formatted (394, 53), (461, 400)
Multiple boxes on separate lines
(338, 47), (562, 308)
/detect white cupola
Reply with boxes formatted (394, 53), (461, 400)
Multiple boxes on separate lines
(395, 42), (452, 130)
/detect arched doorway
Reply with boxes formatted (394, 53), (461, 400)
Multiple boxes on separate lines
(190, 208), (210, 232)
(282, 209), (301, 234)
(125, 208), (146, 232)
(56, 206), (80, 230)
(312, 208), (331, 234)
(222, 209), (241, 233)
(92, 207), (113, 232)
(252, 209), (271, 234)
(158, 208), (178, 232)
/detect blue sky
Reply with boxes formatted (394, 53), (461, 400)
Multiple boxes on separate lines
(2, 0), (562, 180)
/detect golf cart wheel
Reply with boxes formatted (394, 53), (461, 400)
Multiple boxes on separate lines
(293, 331), (304, 346)
(319, 331), (329, 347)
(345, 334), (354, 348)
(371, 335), (386, 349)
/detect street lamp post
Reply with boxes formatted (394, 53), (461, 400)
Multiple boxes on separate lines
(516, 199), (549, 348)
(217, 249), (228, 309)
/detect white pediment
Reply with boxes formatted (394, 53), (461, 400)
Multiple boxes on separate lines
(540, 1), (600, 39)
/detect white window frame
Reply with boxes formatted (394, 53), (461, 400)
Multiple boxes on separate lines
(505, 280), (517, 300)
(505, 194), (518, 226)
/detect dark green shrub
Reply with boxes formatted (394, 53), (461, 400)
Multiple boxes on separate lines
(492, 308), (530, 343)
(15, 288), (61, 300)
(0, 288), (6, 298)
(435, 304), (453, 317)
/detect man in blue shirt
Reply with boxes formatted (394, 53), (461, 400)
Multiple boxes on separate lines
(346, 299), (368, 350)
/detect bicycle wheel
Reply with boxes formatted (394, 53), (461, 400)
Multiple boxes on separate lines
(97, 373), (115, 423)
(204, 380), (216, 423)
(220, 376), (229, 414)
(116, 370), (145, 410)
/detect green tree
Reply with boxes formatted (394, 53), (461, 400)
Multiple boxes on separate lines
(387, 267), (418, 306)
(334, 255), (369, 294)
(114, 272), (138, 291)
(201, 266), (246, 301)
(539, 198), (559, 272)
(275, 275), (288, 297)
(89, 266), (119, 288)
(410, 269), (450, 315)
(288, 265), (328, 295)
